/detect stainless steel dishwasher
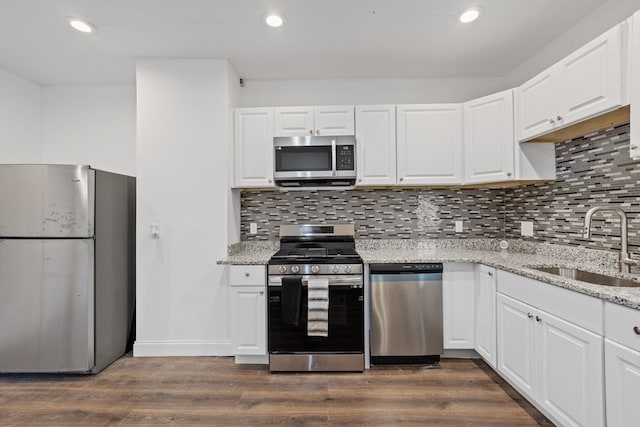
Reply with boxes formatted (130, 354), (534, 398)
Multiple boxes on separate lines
(370, 263), (443, 364)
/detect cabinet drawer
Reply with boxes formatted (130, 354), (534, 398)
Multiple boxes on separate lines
(605, 302), (640, 352)
(497, 270), (603, 334)
(230, 265), (266, 286)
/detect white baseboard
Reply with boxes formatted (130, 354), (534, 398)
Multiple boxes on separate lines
(133, 340), (232, 357)
(443, 349), (481, 359)
(234, 354), (269, 365)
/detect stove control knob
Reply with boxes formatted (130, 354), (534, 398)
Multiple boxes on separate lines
(331, 265), (339, 274)
(344, 265), (352, 273)
(278, 265), (287, 274)
(290, 265), (300, 274)
(311, 265), (320, 274)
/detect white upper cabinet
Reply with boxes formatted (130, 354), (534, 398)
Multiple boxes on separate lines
(396, 104), (464, 185)
(234, 108), (274, 188)
(314, 105), (355, 136)
(273, 106), (314, 137)
(517, 23), (624, 142)
(557, 24), (623, 124)
(274, 106), (354, 137)
(630, 11), (640, 160)
(355, 105), (397, 186)
(517, 66), (558, 141)
(464, 90), (515, 184)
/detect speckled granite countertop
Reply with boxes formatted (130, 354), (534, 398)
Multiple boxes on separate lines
(218, 239), (640, 310)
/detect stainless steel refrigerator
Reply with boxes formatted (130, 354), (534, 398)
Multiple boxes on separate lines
(0, 164), (135, 373)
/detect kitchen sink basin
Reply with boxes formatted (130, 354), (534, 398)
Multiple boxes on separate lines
(531, 267), (640, 288)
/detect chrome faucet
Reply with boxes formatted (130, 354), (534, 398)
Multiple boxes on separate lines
(583, 206), (639, 273)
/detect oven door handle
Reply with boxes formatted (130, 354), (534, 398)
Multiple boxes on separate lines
(268, 276), (363, 287)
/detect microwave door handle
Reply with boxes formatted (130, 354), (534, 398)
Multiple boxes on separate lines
(331, 139), (337, 176)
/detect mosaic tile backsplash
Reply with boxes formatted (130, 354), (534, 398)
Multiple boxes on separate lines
(241, 188), (506, 240)
(505, 123), (640, 255)
(240, 123), (640, 256)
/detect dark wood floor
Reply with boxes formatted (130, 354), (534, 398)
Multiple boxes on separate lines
(0, 355), (552, 426)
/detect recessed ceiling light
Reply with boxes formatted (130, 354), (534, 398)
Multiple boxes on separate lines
(68, 17), (96, 33)
(459, 7), (481, 24)
(265, 14), (284, 28)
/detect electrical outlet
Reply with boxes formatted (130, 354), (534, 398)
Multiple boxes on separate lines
(249, 222), (258, 234)
(455, 220), (464, 233)
(521, 221), (534, 237)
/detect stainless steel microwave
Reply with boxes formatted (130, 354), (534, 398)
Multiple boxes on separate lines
(274, 136), (356, 188)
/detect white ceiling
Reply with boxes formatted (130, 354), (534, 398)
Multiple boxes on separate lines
(0, 0), (606, 85)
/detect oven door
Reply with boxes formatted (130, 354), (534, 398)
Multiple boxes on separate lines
(267, 275), (364, 354)
(274, 142), (334, 180)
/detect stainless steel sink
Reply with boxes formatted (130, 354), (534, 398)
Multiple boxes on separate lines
(531, 267), (640, 288)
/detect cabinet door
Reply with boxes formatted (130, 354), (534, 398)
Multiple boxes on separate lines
(314, 105), (355, 136)
(557, 24), (623, 126)
(355, 105), (396, 186)
(274, 106), (314, 137)
(397, 104), (463, 185)
(474, 265), (497, 368)
(497, 293), (537, 399)
(464, 90), (515, 184)
(537, 310), (604, 427)
(631, 12), (640, 160)
(605, 339), (640, 427)
(234, 108), (275, 188)
(516, 65), (558, 141)
(443, 264), (475, 349)
(230, 286), (266, 355)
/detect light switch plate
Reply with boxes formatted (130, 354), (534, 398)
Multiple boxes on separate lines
(249, 222), (258, 234)
(521, 221), (534, 237)
(455, 220), (464, 233)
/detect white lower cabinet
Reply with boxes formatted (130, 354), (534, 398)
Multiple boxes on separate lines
(474, 265), (496, 368)
(537, 308), (603, 427)
(496, 271), (604, 427)
(443, 263), (475, 349)
(605, 339), (640, 426)
(604, 301), (640, 426)
(229, 265), (267, 360)
(497, 293), (537, 397)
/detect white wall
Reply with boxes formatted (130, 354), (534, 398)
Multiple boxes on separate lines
(135, 58), (236, 356)
(41, 84), (136, 176)
(507, 0), (640, 86)
(227, 65), (242, 244)
(238, 77), (507, 107)
(0, 67), (42, 162)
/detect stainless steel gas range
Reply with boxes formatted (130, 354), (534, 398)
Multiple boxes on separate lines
(267, 224), (364, 372)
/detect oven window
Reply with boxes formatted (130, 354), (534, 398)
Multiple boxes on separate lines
(268, 285), (364, 353)
(275, 146), (332, 172)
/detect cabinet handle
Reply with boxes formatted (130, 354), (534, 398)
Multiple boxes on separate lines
(631, 145), (638, 150)
(358, 179), (362, 182)
(399, 177), (404, 182)
(557, 115), (563, 121)
(548, 118), (556, 124)
(309, 129), (313, 135)
(536, 315), (542, 322)
(506, 172), (512, 177)
(316, 129), (320, 135)
(259, 291), (264, 295)
(245, 272), (250, 277)
(268, 179), (272, 184)
(633, 326), (640, 335)
(527, 313), (533, 319)
(488, 271), (493, 276)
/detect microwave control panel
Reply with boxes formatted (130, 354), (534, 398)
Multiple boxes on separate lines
(336, 145), (355, 170)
